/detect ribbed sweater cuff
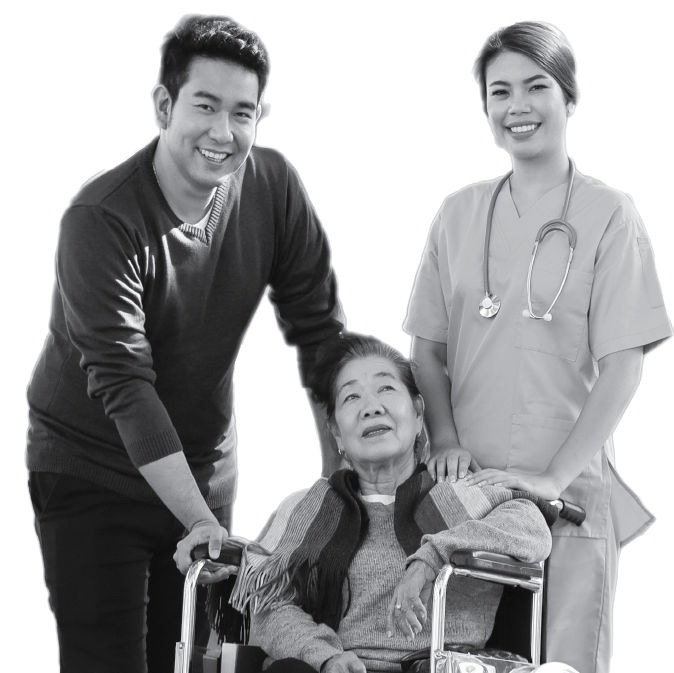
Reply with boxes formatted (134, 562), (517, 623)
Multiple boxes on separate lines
(301, 642), (343, 673)
(407, 541), (446, 574)
(128, 426), (184, 467)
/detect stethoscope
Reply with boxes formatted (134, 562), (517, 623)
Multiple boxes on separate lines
(479, 160), (578, 321)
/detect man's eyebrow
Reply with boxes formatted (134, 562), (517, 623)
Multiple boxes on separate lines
(192, 91), (222, 103)
(488, 74), (551, 87)
(192, 91), (257, 111)
(237, 100), (258, 111)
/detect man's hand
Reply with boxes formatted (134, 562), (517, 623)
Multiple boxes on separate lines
(465, 469), (563, 500)
(427, 446), (480, 483)
(321, 652), (366, 673)
(173, 520), (237, 584)
(387, 560), (437, 640)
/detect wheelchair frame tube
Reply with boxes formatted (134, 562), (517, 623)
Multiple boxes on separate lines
(174, 559), (207, 673)
(430, 562), (544, 672)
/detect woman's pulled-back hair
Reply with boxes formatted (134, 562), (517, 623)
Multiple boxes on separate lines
(473, 21), (578, 115)
(309, 332), (421, 422)
(159, 14), (270, 103)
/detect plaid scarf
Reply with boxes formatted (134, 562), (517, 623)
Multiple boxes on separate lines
(221, 464), (557, 639)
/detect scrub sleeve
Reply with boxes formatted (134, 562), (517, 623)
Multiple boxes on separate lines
(404, 178), (672, 673)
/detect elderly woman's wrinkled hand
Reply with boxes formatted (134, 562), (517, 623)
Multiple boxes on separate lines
(321, 652), (367, 673)
(427, 446), (480, 483)
(387, 560), (437, 640)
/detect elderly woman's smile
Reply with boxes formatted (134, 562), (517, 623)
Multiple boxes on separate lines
(332, 355), (423, 471)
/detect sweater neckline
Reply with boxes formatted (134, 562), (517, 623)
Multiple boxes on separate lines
(142, 139), (231, 246)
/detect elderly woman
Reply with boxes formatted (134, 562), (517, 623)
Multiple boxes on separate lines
(230, 333), (554, 673)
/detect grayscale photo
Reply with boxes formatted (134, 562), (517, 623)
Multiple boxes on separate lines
(3, 2), (671, 672)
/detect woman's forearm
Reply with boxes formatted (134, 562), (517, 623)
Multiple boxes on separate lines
(411, 336), (461, 453)
(252, 604), (343, 671)
(545, 346), (644, 492)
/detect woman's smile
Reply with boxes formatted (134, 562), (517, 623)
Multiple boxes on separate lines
(361, 423), (392, 438)
(507, 122), (540, 135)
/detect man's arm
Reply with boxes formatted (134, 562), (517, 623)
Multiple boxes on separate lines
(57, 207), (230, 574)
(139, 453), (232, 580)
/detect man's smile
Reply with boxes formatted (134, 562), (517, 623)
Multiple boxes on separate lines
(199, 148), (230, 163)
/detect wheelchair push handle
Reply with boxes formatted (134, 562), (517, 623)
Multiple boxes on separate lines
(190, 540), (243, 566)
(550, 499), (586, 526)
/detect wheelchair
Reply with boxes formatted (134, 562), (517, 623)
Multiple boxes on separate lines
(175, 499), (585, 673)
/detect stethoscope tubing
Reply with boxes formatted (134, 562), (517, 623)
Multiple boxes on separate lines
(482, 159), (578, 320)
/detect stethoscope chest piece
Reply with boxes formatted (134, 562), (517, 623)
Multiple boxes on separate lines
(479, 293), (501, 318)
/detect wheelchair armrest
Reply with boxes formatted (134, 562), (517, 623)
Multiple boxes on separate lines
(450, 550), (543, 580)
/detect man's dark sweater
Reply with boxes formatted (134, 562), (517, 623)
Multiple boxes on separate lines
(27, 139), (343, 507)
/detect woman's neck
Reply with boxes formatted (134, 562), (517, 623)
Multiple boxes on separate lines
(509, 151), (570, 215)
(355, 453), (417, 496)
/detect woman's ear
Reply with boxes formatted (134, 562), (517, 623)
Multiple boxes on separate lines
(414, 395), (425, 434)
(566, 101), (576, 117)
(328, 419), (343, 452)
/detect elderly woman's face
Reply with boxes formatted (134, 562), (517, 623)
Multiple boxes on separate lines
(332, 356), (423, 469)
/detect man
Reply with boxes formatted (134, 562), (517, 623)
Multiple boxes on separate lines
(26, 15), (344, 672)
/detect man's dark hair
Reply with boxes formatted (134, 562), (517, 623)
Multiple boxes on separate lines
(159, 15), (270, 102)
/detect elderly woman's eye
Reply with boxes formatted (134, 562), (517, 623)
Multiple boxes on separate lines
(343, 393), (359, 403)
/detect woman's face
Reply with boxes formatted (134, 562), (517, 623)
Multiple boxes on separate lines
(485, 50), (573, 164)
(332, 355), (423, 470)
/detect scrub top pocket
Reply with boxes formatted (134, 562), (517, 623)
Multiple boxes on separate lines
(515, 263), (594, 361)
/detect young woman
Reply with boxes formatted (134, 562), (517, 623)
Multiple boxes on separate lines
(404, 21), (671, 673)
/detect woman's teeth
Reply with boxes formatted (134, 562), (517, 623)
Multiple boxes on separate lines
(509, 124), (538, 134)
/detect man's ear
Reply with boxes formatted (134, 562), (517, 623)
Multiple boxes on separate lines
(258, 101), (271, 121)
(152, 84), (173, 130)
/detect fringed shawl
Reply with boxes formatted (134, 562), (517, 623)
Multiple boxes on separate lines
(219, 464), (557, 640)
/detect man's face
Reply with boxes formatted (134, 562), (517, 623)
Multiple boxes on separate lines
(159, 57), (260, 194)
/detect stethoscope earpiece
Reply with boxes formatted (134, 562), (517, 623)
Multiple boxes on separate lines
(481, 160), (578, 322)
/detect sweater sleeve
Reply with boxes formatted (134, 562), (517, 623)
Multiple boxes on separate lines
(56, 205), (182, 467)
(251, 603), (344, 672)
(268, 160), (345, 385)
(408, 498), (552, 572)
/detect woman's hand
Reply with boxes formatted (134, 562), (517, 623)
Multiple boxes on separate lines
(387, 560), (437, 640)
(321, 652), (366, 673)
(465, 469), (563, 500)
(173, 520), (238, 584)
(427, 446), (480, 483)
